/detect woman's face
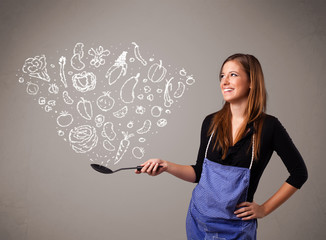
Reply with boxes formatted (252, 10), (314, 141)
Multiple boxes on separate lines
(220, 60), (250, 105)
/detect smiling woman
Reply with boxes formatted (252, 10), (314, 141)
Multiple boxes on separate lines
(136, 53), (308, 240)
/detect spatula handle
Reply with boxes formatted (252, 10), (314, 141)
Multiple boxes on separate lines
(136, 165), (163, 171)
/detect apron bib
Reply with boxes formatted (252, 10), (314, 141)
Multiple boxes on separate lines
(186, 133), (257, 240)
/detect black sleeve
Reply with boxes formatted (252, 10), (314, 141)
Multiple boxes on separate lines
(273, 118), (308, 189)
(191, 114), (213, 183)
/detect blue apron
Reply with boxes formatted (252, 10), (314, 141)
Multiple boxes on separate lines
(186, 133), (257, 240)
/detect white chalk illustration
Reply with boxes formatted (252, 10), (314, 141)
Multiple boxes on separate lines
(69, 125), (98, 153)
(136, 120), (151, 134)
(57, 111), (73, 127)
(164, 77), (174, 107)
(132, 42), (147, 66)
(102, 122), (117, 141)
(120, 73), (140, 104)
(71, 42), (85, 70)
(144, 85), (151, 93)
(18, 41), (196, 166)
(38, 97), (46, 105)
(88, 46), (110, 68)
(173, 81), (185, 98)
(47, 100), (56, 107)
(151, 106), (163, 117)
(186, 75), (195, 85)
(77, 97), (93, 120)
(48, 83), (59, 94)
(105, 51), (128, 85)
(147, 94), (154, 101)
(132, 147), (145, 159)
(127, 121), (134, 128)
(113, 106), (128, 118)
(58, 56), (67, 88)
(62, 91), (74, 105)
(103, 139), (115, 151)
(139, 138), (146, 143)
(135, 106), (146, 115)
(72, 71), (96, 92)
(97, 92), (115, 112)
(26, 82), (39, 95)
(157, 118), (167, 127)
(148, 60), (167, 83)
(94, 114), (105, 128)
(22, 55), (50, 82)
(114, 131), (134, 165)
(179, 68), (187, 76)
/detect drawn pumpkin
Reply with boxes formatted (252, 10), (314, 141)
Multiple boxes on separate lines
(148, 60), (167, 83)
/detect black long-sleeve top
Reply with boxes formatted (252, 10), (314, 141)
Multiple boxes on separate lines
(192, 113), (308, 202)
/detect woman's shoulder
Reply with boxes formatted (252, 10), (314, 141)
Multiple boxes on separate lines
(203, 112), (217, 125)
(262, 114), (285, 132)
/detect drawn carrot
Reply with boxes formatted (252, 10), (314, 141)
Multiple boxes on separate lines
(114, 131), (134, 165)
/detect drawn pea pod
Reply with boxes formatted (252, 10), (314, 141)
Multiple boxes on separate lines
(120, 73), (140, 104)
(113, 106), (128, 118)
(103, 139), (115, 151)
(77, 97), (93, 120)
(136, 120), (152, 134)
(102, 122), (116, 141)
(62, 91), (74, 105)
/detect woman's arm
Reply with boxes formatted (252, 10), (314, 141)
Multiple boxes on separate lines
(135, 158), (197, 183)
(234, 182), (298, 220)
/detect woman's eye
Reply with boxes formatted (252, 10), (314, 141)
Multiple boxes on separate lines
(220, 74), (225, 80)
(231, 73), (238, 77)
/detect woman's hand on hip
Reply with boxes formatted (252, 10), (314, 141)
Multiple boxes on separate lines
(234, 201), (266, 220)
(135, 158), (167, 176)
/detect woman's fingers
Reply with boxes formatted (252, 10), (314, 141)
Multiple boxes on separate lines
(234, 201), (266, 220)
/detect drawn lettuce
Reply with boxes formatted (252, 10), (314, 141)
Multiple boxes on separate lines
(22, 55), (50, 82)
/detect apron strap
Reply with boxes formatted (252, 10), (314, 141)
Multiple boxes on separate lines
(205, 131), (255, 170)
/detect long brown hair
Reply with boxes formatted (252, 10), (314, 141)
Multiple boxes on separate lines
(208, 54), (267, 160)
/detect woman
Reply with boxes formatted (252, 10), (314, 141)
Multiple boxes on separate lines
(135, 53), (308, 239)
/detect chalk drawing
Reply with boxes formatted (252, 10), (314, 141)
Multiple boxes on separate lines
(127, 121), (134, 128)
(179, 68), (187, 76)
(144, 85), (151, 93)
(94, 114), (105, 128)
(22, 55), (50, 82)
(164, 77), (174, 107)
(103, 139), (115, 151)
(97, 92), (115, 112)
(77, 97), (93, 120)
(71, 42), (85, 70)
(186, 75), (195, 85)
(113, 106), (128, 118)
(173, 81), (185, 98)
(114, 131), (134, 164)
(62, 91), (74, 105)
(18, 41), (197, 166)
(69, 125), (98, 153)
(58, 56), (67, 88)
(48, 83), (59, 94)
(38, 97), (46, 105)
(135, 106), (146, 115)
(132, 42), (147, 66)
(151, 106), (163, 117)
(148, 60), (166, 83)
(132, 147), (145, 159)
(102, 122), (117, 141)
(88, 46), (110, 68)
(26, 82), (39, 95)
(72, 71), (96, 92)
(57, 111), (73, 127)
(157, 118), (167, 127)
(120, 73), (140, 104)
(136, 120), (151, 134)
(105, 51), (128, 85)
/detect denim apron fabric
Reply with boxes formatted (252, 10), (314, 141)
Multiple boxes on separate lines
(186, 133), (257, 240)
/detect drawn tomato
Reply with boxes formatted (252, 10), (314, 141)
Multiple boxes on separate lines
(57, 111), (73, 127)
(97, 91), (115, 112)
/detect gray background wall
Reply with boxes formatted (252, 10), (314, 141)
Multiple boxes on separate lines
(1, 0), (325, 239)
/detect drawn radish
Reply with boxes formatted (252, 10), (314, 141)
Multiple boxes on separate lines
(114, 131), (134, 165)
